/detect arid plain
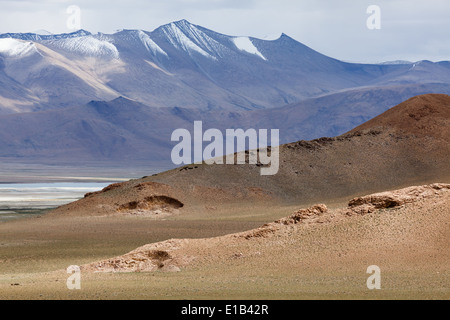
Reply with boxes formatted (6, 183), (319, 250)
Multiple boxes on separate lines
(0, 94), (449, 300)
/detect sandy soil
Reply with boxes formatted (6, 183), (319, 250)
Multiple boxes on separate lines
(1, 184), (448, 300)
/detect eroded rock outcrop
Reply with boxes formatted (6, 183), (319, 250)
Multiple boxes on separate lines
(346, 183), (450, 215)
(82, 183), (449, 273)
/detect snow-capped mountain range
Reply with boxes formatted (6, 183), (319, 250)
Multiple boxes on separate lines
(1, 19), (449, 114)
(0, 20), (449, 165)
(0, 22), (271, 61)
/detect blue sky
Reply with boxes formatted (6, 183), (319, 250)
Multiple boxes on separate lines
(0, 0), (449, 63)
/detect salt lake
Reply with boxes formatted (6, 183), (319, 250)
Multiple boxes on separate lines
(0, 182), (111, 221)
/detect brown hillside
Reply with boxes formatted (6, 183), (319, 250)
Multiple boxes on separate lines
(50, 94), (450, 218)
(349, 93), (450, 139)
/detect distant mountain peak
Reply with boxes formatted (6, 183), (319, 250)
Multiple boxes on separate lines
(159, 20), (219, 60)
(68, 29), (92, 37)
(0, 29), (92, 41)
(46, 34), (119, 59)
(174, 19), (192, 24)
(170, 19), (194, 28)
(0, 38), (38, 57)
(157, 19), (196, 33)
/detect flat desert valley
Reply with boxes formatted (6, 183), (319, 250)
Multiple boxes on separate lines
(0, 94), (449, 300)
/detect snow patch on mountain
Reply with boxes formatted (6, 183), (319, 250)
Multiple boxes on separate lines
(47, 36), (119, 59)
(173, 20), (230, 58)
(0, 38), (38, 57)
(232, 37), (267, 61)
(163, 22), (216, 60)
(137, 30), (168, 57)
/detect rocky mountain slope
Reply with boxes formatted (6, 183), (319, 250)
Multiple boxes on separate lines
(1, 21), (450, 168)
(1, 86), (449, 165)
(1, 20), (450, 114)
